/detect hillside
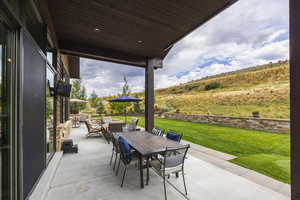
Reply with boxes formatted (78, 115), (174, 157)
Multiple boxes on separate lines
(101, 61), (290, 119)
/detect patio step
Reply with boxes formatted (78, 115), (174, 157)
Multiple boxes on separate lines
(185, 141), (291, 197)
(182, 140), (237, 161)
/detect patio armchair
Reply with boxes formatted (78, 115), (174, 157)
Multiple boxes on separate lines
(150, 145), (190, 200)
(84, 121), (102, 138)
(117, 136), (140, 187)
(125, 118), (139, 131)
(166, 131), (183, 142)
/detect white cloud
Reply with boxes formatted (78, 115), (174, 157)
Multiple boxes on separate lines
(80, 0), (289, 96)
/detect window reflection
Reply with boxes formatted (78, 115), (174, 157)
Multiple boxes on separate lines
(46, 67), (55, 158)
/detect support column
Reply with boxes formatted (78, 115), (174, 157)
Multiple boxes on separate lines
(145, 58), (162, 132)
(290, 0), (300, 199)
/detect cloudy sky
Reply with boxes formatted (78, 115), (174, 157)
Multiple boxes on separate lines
(80, 0), (289, 97)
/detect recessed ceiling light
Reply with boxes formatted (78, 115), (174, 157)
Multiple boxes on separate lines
(94, 28), (101, 32)
(138, 40), (142, 43)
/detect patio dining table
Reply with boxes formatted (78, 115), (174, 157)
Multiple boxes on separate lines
(117, 131), (186, 189)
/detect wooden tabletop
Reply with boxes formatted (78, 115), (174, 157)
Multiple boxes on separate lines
(117, 131), (186, 156)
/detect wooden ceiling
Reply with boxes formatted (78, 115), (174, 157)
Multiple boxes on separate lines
(46, 0), (238, 67)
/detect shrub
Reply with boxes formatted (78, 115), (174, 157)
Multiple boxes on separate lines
(185, 84), (198, 91)
(205, 82), (221, 91)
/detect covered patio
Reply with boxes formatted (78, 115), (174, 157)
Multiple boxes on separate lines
(44, 126), (288, 200)
(37, 0), (299, 199)
(0, 0), (299, 200)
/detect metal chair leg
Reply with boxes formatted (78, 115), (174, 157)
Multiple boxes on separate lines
(176, 172), (179, 178)
(121, 166), (127, 187)
(116, 158), (121, 176)
(182, 171), (188, 195)
(113, 153), (118, 171)
(163, 175), (167, 200)
(109, 149), (114, 166)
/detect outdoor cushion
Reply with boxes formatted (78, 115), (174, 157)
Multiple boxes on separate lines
(166, 132), (181, 142)
(118, 136), (132, 161)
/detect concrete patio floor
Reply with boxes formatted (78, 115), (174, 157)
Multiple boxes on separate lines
(45, 126), (289, 200)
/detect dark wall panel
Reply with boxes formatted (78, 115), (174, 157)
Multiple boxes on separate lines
(22, 33), (46, 198)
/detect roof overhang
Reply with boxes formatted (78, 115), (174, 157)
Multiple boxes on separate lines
(41, 0), (238, 67)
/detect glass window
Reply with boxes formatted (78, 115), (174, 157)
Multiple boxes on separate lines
(46, 67), (55, 159)
(46, 52), (53, 66)
(0, 21), (11, 200)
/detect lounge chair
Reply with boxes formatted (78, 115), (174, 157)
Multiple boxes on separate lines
(84, 121), (102, 138)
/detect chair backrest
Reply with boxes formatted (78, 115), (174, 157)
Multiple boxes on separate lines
(84, 121), (91, 132)
(101, 127), (111, 144)
(118, 136), (132, 164)
(163, 145), (190, 170)
(127, 118), (138, 131)
(166, 131), (183, 142)
(151, 128), (164, 136)
(111, 133), (120, 151)
(109, 122), (124, 132)
(152, 128), (159, 135)
(134, 118), (139, 126)
(157, 128), (164, 136)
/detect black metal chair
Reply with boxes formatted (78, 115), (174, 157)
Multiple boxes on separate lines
(150, 145), (190, 200)
(110, 133), (120, 172)
(117, 136), (139, 187)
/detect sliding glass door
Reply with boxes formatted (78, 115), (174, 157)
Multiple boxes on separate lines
(0, 20), (12, 200)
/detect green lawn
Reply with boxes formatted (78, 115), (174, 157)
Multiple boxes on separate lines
(111, 116), (290, 184)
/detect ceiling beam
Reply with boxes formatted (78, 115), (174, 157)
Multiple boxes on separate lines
(59, 40), (147, 67)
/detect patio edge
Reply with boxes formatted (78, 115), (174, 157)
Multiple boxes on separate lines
(28, 152), (63, 200)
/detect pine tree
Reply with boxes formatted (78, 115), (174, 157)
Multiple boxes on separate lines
(133, 94), (141, 113)
(109, 76), (131, 114)
(96, 100), (105, 114)
(89, 90), (99, 108)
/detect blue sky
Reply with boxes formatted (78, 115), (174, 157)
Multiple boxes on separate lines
(80, 0), (289, 97)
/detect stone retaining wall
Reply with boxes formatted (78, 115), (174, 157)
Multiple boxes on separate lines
(158, 113), (290, 134)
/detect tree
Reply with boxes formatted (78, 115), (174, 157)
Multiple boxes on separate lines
(96, 100), (105, 114)
(133, 94), (142, 113)
(89, 90), (99, 108)
(109, 76), (131, 114)
(122, 76), (130, 95)
(70, 79), (87, 113)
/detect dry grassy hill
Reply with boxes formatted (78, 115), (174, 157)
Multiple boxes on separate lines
(101, 61), (290, 119)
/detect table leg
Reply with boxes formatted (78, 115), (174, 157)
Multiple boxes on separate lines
(139, 154), (144, 188)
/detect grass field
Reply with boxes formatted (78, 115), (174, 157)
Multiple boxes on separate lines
(111, 116), (290, 184)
